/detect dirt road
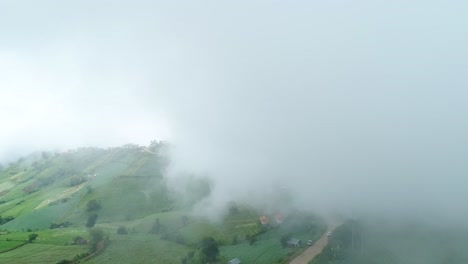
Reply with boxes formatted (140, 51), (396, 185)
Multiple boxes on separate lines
(289, 220), (341, 264)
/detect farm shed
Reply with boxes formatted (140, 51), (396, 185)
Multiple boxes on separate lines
(287, 238), (301, 247)
(228, 258), (241, 264)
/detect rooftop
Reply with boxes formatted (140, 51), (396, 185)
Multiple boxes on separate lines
(228, 258), (241, 264)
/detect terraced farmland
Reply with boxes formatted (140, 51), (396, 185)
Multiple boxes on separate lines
(84, 235), (190, 264)
(0, 243), (87, 263)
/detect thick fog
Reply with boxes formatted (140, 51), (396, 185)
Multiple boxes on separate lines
(2, 1), (468, 222)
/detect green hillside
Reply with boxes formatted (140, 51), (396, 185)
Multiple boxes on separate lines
(0, 143), (325, 264)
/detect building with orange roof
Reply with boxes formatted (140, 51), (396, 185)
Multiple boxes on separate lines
(259, 215), (269, 226)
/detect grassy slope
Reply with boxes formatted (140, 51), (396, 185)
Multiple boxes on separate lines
(0, 227), (89, 263)
(84, 234), (190, 264)
(0, 240), (25, 253)
(0, 243), (87, 264)
(0, 148), (163, 229)
(0, 146), (325, 264)
(221, 237), (294, 264)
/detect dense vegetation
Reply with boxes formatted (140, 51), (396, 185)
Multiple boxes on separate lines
(0, 142), (325, 263)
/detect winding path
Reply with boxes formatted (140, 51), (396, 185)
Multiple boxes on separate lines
(289, 219), (342, 264)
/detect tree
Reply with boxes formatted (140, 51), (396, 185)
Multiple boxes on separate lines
(28, 233), (38, 243)
(86, 214), (98, 228)
(200, 237), (219, 263)
(86, 199), (101, 211)
(89, 228), (105, 252)
(149, 218), (161, 234)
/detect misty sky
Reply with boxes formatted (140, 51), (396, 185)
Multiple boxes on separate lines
(1, 1), (468, 219)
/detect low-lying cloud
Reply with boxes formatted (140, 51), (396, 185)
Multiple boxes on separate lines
(2, 0), (468, 223)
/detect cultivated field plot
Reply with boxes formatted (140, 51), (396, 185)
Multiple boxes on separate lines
(0, 181), (15, 193)
(221, 239), (293, 264)
(34, 182), (87, 210)
(85, 235), (190, 264)
(0, 240), (25, 252)
(0, 243), (87, 263)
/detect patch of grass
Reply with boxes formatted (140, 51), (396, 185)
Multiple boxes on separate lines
(0, 240), (26, 253)
(0, 228), (88, 246)
(221, 238), (294, 264)
(84, 234), (190, 264)
(0, 243), (87, 263)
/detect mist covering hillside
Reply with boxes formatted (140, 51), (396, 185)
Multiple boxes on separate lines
(2, 0), (468, 263)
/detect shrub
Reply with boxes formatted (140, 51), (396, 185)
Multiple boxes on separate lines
(72, 236), (88, 245)
(56, 260), (72, 264)
(86, 200), (101, 211)
(89, 228), (106, 252)
(28, 233), (38, 243)
(69, 176), (86, 187)
(149, 218), (161, 234)
(117, 226), (128, 235)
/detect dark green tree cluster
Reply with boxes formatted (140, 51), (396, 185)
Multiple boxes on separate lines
(86, 199), (101, 211)
(200, 237), (219, 263)
(0, 215), (14, 225)
(28, 233), (38, 243)
(86, 214), (98, 228)
(89, 228), (106, 253)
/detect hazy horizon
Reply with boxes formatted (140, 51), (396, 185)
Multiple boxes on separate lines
(2, 0), (468, 224)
